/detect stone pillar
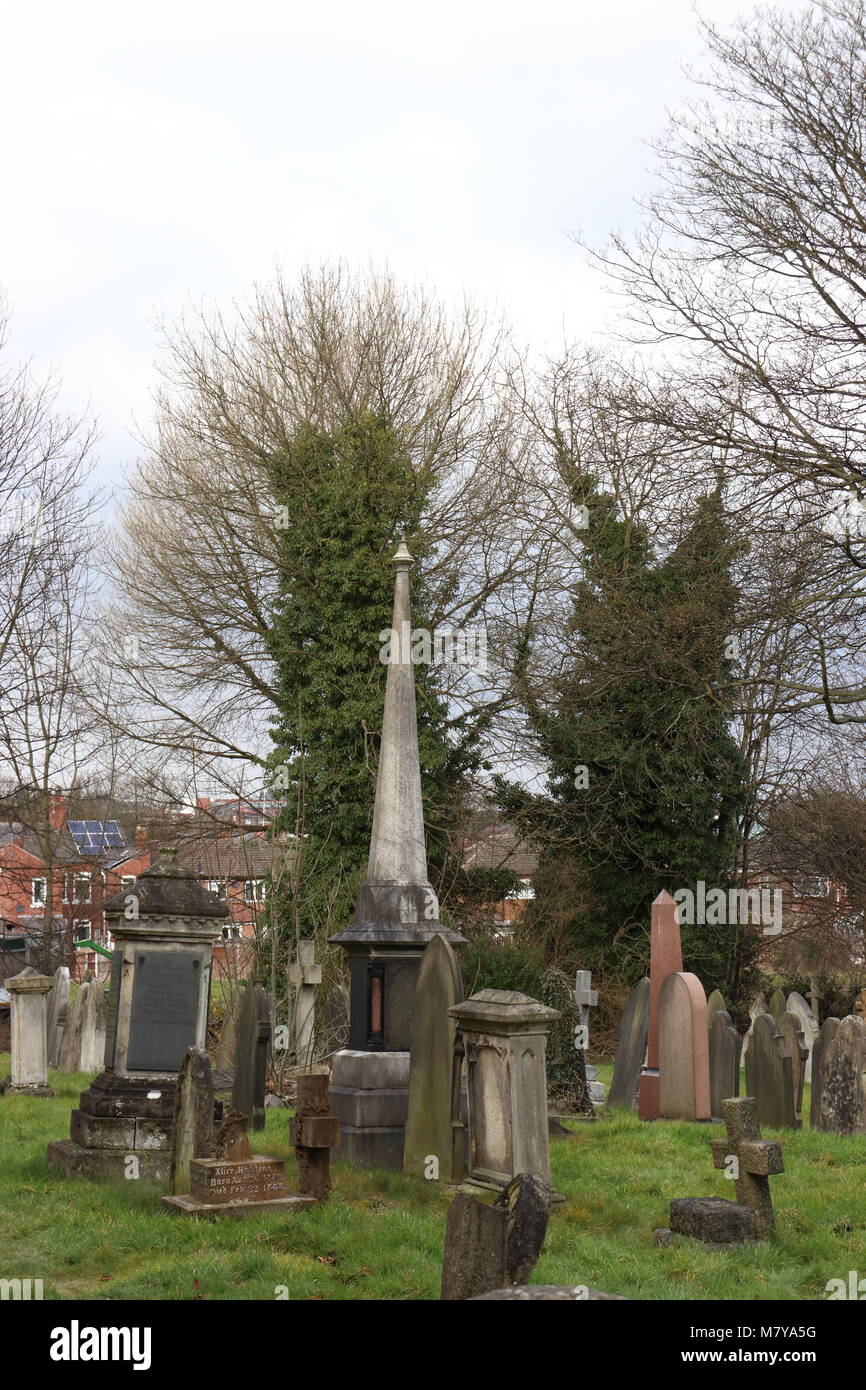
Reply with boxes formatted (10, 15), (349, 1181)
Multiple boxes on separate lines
(638, 891), (683, 1121)
(448, 989), (560, 1191)
(329, 542), (464, 1168)
(1, 967), (55, 1097)
(47, 851), (227, 1182)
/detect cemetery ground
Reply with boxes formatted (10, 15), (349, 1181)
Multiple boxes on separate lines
(2, 1059), (862, 1302)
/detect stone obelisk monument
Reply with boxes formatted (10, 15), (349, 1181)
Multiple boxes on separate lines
(329, 540), (465, 1167)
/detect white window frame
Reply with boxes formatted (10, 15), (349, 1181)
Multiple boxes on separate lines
(73, 872), (92, 904)
(243, 879), (266, 904)
(31, 877), (47, 906)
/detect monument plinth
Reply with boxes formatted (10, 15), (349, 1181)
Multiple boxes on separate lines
(1, 967), (56, 1098)
(48, 851), (226, 1183)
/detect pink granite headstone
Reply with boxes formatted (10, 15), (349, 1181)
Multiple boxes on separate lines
(658, 971), (711, 1120)
(638, 891), (683, 1120)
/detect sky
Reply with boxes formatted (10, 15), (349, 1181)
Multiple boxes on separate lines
(0, 0), (805, 492)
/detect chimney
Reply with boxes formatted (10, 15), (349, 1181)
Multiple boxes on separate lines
(48, 791), (66, 831)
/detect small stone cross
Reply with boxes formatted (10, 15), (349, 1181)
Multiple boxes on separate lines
(289, 1073), (340, 1202)
(711, 1096), (783, 1236)
(574, 970), (598, 1075)
(288, 940), (322, 1068)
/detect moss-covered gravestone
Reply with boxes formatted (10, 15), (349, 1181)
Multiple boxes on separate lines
(403, 934), (464, 1183)
(608, 977), (649, 1112)
(810, 1016), (840, 1130)
(744, 1013), (798, 1129)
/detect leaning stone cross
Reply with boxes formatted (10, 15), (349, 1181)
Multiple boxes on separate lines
(574, 970), (598, 1050)
(288, 940), (321, 1068)
(711, 1095), (783, 1236)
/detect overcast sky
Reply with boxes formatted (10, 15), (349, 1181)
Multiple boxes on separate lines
(1, 0), (803, 490)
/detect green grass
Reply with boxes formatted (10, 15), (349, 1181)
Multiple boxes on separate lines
(1, 1056), (864, 1300)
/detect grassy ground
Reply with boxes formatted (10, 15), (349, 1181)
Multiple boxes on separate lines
(1, 1057), (864, 1301)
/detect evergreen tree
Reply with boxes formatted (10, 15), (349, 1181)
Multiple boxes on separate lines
(498, 471), (749, 994)
(265, 413), (479, 962)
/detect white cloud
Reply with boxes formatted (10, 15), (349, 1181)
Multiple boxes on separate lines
(0, 0), (804, 487)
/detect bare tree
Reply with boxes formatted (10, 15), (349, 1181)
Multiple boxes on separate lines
(97, 263), (538, 799)
(589, 0), (866, 721)
(0, 300), (101, 964)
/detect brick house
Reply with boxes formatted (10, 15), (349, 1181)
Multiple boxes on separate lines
(0, 793), (152, 980)
(176, 831), (299, 974)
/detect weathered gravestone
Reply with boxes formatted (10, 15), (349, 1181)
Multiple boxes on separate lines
(165, 1108), (314, 1217)
(778, 1011), (808, 1125)
(608, 977), (649, 1112)
(56, 984), (86, 1073)
(440, 1172), (550, 1300)
(231, 980), (272, 1132)
(213, 987), (239, 1072)
(817, 1015), (866, 1135)
(78, 980), (108, 1072)
(46, 966), (70, 1070)
(639, 892), (683, 1120)
(741, 992), (768, 1068)
(656, 1096), (783, 1246)
(744, 1013), (798, 1129)
(288, 941), (321, 1069)
(1, 967), (55, 1097)
(709, 1008), (741, 1119)
(448, 990), (559, 1191)
(403, 933), (464, 1182)
(810, 1016), (840, 1130)
(289, 1072), (341, 1202)
(768, 988), (787, 1022)
(170, 1047), (216, 1196)
(786, 991), (819, 1084)
(711, 1096), (783, 1236)
(706, 989), (727, 1030)
(48, 854), (227, 1183)
(658, 972), (711, 1121)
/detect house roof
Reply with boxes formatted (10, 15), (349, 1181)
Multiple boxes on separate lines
(462, 827), (537, 878)
(176, 834), (298, 881)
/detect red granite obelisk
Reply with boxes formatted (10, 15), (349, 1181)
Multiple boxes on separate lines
(638, 890), (683, 1121)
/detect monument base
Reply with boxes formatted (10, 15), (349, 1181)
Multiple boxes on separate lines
(330, 1049), (409, 1170)
(164, 1192), (316, 1217)
(46, 1070), (222, 1185)
(1, 1076), (55, 1098)
(47, 1138), (171, 1182)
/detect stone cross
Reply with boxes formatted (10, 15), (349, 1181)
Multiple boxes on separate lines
(711, 1095), (783, 1236)
(288, 940), (321, 1069)
(574, 970), (598, 1080)
(289, 1072), (340, 1201)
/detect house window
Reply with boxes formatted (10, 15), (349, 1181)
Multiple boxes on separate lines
(73, 920), (91, 943)
(73, 873), (92, 904)
(792, 875), (829, 899)
(243, 880), (266, 904)
(207, 880), (227, 900)
(221, 924), (243, 940)
(31, 878), (46, 906)
(121, 875), (136, 892)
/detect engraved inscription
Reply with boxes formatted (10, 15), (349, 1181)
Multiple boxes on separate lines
(126, 952), (202, 1072)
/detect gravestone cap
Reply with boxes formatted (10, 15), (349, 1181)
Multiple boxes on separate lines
(5, 966), (53, 993)
(449, 989), (561, 1027)
(104, 847), (229, 920)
